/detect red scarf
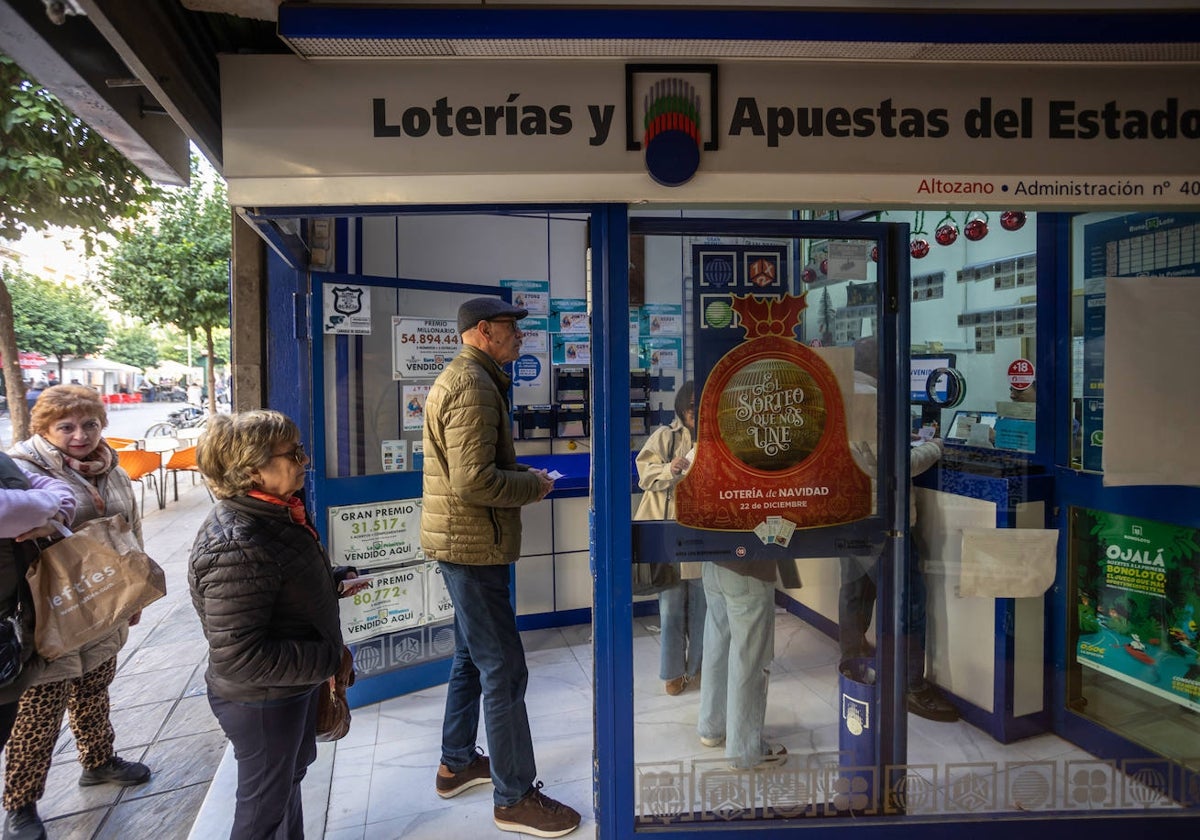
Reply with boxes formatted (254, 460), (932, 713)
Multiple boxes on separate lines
(248, 490), (319, 542)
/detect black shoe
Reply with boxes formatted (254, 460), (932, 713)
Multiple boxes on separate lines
(3, 805), (45, 840)
(907, 684), (960, 722)
(79, 755), (151, 787)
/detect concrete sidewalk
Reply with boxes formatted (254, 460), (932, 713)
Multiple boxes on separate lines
(2, 479), (226, 840)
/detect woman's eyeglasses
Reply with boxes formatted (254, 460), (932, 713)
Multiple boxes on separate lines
(270, 444), (307, 464)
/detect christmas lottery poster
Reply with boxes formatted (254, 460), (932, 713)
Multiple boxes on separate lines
(674, 294), (870, 533)
(1073, 507), (1200, 711)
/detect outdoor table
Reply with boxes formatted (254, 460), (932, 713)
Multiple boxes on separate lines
(141, 436), (179, 508)
(177, 426), (205, 443)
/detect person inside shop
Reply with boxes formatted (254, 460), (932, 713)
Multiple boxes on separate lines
(189, 410), (368, 840)
(6, 385), (153, 840)
(0, 452), (76, 752)
(696, 550), (786, 770)
(1009, 379), (1036, 404)
(634, 381), (706, 696)
(421, 297), (581, 838)
(839, 336), (959, 722)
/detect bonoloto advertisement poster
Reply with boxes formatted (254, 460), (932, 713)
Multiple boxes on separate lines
(1073, 507), (1200, 711)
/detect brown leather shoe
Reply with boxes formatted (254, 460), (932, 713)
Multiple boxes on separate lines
(494, 781), (581, 837)
(664, 676), (686, 696)
(436, 748), (492, 799)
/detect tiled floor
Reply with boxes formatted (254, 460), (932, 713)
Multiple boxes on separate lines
(301, 611), (1112, 839)
(317, 623), (597, 840)
(6, 477), (1175, 838)
(0, 480), (224, 840)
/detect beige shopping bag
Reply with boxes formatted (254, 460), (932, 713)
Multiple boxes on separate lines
(27, 515), (166, 661)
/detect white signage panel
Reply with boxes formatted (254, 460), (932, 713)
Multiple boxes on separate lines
(223, 55), (1200, 207)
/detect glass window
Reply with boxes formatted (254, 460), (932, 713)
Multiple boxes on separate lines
(629, 213), (901, 824)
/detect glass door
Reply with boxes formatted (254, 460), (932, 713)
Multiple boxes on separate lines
(314, 273), (515, 705)
(613, 214), (912, 828)
(309, 208), (595, 707)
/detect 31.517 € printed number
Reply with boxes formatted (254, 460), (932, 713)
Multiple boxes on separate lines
(350, 517), (398, 535)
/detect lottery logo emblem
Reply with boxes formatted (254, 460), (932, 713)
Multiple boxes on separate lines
(748, 257), (778, 287)
(625, 64), (719, 188)
(642, 78), (702, 187)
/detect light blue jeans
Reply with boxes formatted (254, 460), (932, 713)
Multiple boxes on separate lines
(697, 563), (775, 769)
(658, 578), (706, 681)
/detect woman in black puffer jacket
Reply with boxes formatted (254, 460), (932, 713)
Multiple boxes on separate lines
(188, 411), (368, 840)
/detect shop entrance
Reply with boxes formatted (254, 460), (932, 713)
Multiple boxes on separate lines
(306, 210), (596, 705)
(605, 213), (919, 828)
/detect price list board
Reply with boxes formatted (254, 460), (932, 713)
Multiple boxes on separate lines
(1080, 213), (1200, 471)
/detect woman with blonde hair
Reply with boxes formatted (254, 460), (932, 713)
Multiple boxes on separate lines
(6, 385), (152, 840)
(189, 410), (367, 839)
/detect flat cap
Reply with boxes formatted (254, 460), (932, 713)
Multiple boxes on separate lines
(457, 297), (529, 334)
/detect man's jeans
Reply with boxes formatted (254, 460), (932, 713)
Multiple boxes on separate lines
(838, 544), (928, 692)
(659, 578), (706, 681)
(438, 561), (536, 806)
(697, 563), (775, 769)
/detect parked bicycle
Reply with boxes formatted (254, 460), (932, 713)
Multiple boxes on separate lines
(145, 404), (209, 438)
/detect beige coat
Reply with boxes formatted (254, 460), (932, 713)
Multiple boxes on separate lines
(9, 438), (136, 685)
(634, 419), (701, 579)
(634, 419), (691, 522)
(420, 345), (544, 566)
(848, 370), (943, 526)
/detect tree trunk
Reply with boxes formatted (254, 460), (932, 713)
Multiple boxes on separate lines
(0, 278), (30, 445)
(205, 326), (218, 415)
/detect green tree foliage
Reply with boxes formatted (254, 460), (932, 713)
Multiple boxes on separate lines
(101, 156), (230, 413)
(0, 55), (156, 238)
(0, 52), (156, 442)
(107, 323), (160, 370)
(153, 323), (230, 369)
(4, 266), (108, 381)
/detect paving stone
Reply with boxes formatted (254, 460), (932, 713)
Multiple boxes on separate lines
(94, 784), (209, 840)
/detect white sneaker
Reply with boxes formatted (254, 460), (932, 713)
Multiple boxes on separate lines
(699, 734), (725, 748)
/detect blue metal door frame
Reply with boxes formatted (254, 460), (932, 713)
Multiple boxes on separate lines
(596, 213), (911, 838)
(259, 204), (1200, 838)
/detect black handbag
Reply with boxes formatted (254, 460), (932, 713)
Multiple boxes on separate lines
(0, 609), (26, 688)
(632, 561), (680, 597)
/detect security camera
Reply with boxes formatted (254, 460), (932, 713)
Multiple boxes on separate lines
(45, 2), (67, 25)
(44, 1), (83, 25)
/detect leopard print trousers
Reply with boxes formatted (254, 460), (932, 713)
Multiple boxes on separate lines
(3, 656), (117, 811)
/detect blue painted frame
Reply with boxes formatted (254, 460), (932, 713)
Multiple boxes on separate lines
(279, 6), (1200, 46)
(258, 201), (1200, 834)
(308, 269), (514, 704)
(1043, 211), (1200, 771)
(615, 214), (910, 836)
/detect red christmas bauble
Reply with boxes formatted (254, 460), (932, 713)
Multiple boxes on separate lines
(1000, 211), (1027, 231)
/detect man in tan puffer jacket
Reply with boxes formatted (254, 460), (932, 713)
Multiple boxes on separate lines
(421, 297), (580, 838)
